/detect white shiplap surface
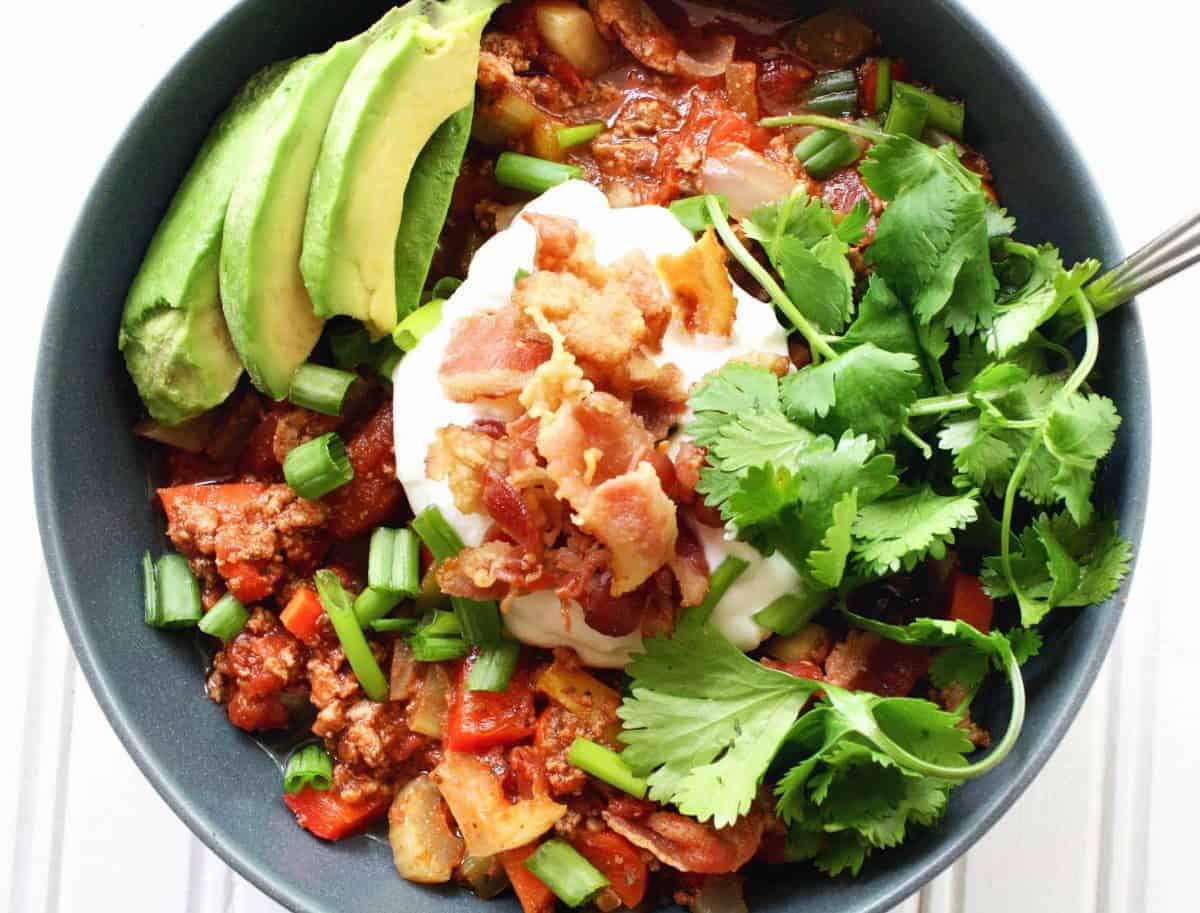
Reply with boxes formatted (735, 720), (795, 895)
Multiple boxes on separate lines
(4, 2), (1196, 911)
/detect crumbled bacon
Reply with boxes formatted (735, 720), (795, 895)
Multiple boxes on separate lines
(823, 630), (931, 697)
(439, 305), (553, 403)
(670, 518), (710, 607)
(657, 228), (737, 337)
(602, 805), (764, 874)
(437, 541), (549, 600)
(427, 425), (512, 516)
(482, 466), (543, 554)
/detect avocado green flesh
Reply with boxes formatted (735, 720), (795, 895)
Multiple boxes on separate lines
(394, 104), (473, 322)
(119, 62), (291, 424)
(220, 36), (371, 400)
(301, 0), (503, 338)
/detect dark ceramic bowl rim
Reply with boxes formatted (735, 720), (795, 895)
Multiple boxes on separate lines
(33, 2), (1148, 912)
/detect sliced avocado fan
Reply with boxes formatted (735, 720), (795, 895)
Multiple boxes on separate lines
(301, 0), (505, 338)
(219, 36), (373, 400)
(118, 61), (292, 425)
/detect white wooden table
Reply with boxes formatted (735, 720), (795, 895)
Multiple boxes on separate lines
(4, 2), (1196, 911)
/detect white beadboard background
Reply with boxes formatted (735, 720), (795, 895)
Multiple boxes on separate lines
(4, 2), (1197, 911)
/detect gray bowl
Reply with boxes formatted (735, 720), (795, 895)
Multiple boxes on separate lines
(32, 2), (1149, 911)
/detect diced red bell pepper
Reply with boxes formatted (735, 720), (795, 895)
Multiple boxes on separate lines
(445, 651), (536, 752)
(283, 787), (389, 841)
(572, 828), (648, 909)
(500, 843), (556, 913)
(158, 482), (264, 524)
(280, 586), (325, 645)
(947, 570), (995, 633)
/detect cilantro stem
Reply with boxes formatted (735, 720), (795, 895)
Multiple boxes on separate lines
(862, 648), (1026, 781)
(909, 391), (975, 416)
(759, 114), (889, 143)
(705, 195), (839, 363)
(900, 425), (932, 459)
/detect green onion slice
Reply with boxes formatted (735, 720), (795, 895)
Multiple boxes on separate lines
(283, 432), (354, 499)
(410, 634), (470, 662)
(692, 556), (750, 626)
(453, 598), (502, 647)
(556, 122), (604, 149)
(494, 152), (582, 194)
(288, 363), (358, 417)
(524, 839), (610, 908)
(314, 570), (389, 701)
(368, 527), (421, 597)
(892, 81), (964, 137)
(327, 321), (372, 370)
(466, 642), (520, 692)
(393, 299), (443, 353)
(142, 551), (160, 627)
(426, 276), (462, 301)
(373, 341), (402, 382)
(566, 738), (648, 799)
(354, 587), (403, 626)
(417, 609), (463, 638)
(411, 506), (467, 562)
(152, 554), (203, 630)
(283, 743), (333, 794)
(753, 593), (823, 636)
(370, 617), (419, 634)
(198, 593), (249, 644)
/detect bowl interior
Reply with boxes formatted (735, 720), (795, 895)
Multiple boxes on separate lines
(33, 2), (1149, 912)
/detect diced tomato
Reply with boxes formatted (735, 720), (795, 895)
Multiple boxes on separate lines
(571, 829), (648, 909)
(322, 402), (404, 540)
(446, 651), (537, 752)
(865, 640), (931, 697)
(761, 658), (825, 681)
(283, 787), (390, 841)
(280, 586), (325, 645)
(757, 55), (814, 115)
(706, 109), (770, 155)
(500, 843), (555, 913)
(946, 570), (994, 633)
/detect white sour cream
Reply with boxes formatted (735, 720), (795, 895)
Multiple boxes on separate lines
(392, 180), (798, 667)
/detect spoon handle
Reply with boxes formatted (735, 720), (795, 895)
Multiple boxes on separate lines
(1086, 210), (1200, 314)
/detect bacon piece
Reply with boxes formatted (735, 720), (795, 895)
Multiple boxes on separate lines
(515, 269), (647, 369)
(577, 462), (678, 596)
(671, 517), (710, 607)
(824, 630), (931, 697)
(608, 251), (672, 350)
(426, 425), (511, 516)
(440, 306), (553, 403)
(436, 541), (549, 601)
(602, 807), (763, 874)
(526, 213), (606, 284)
(657, 229), (737, 337)
(481, 467), (542, 554)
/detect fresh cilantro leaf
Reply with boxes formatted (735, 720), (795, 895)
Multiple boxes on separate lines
(782, 343), (923, 444)
(619, 619), (819, 827)
(809, 488), (858, 587)
(836, 275), (943, 396)
(836, 197), (872, 245)
(982, 510), (1132, 625)
(688, 362), (781, 447)
(861, 136), (997, 334)
(986, 202), (1016, 242)
(986, 244), (1065, 358)
(775, 236), (854, 333)
(1007, 627), (1043, 664)
(744, 190), (840, 252)
(851, 487), (980, 575)
(705, 411), (817, 477)
(1043, 393), (1121, 525)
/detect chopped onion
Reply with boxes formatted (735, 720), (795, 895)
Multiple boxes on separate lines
(694, 875), (749, 913)
(699, 147), (801, 219)
(390, 641), (419, 701)
(406, 663), (451, 737)
(388, 775), (464, 884)
(676, 34), (736, 78)
(459, 854), (510, 900)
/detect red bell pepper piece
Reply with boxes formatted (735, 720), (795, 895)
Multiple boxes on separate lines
(947, 569), (994, 633)
(445, 651), (536, 752)
(283, 786), (389, 841)
(572, 828), (648, 909)
(280, 586), (325, 645)
(500, 843), (556, 913)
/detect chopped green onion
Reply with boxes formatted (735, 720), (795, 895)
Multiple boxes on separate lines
(142, 551), (160, 626)
(198, 593), (249, 644)
(793, 128), (838, 163)
(411, 506), (467, 562)
(495, 152), (582, 194)
(669, 194), (728, 233)
(693, 556), (750, 626)
(368, 527), (421, 597)
(152, 554), (203, 629)
(417, 609), (463, 637)
(370, 617), (419, 634)
(872, 58), (893, 113)
(327, 321), (372, 370)
(884, 84), (929, 138)
(524, 839), (610, 908)
(753, 593), (823, 636)
(807, 69), (858, 98)
(566, 738), (648, 799)
(373, 343), (402, 382)
(314, 570), (389, 701)
(556, 122), (605, 149)
(288, 363), (358, 416)
(453, 598), (502, 646)
(410, 633), (470, 662)
(806, 89), (859, 116)
(799, 131), (860, 179)
(354, 587), (403, 625)
(283, 432), (354, 499)
(514, 268), (531, 285)
(283, 743), (333, 794)
(892, 81), (964, 137)
(393, 299), (443, 353)
(426, 276), (462, 301)
(466, 641), (520, 692)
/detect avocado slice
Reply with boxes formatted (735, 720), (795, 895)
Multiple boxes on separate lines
(301, 0), (503, 338)
(394, 103), (473, 322)
(220, 37), (373, 400)
(119, 62), (292, 424)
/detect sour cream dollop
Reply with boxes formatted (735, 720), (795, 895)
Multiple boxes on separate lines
(392, 180), (799, 667)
